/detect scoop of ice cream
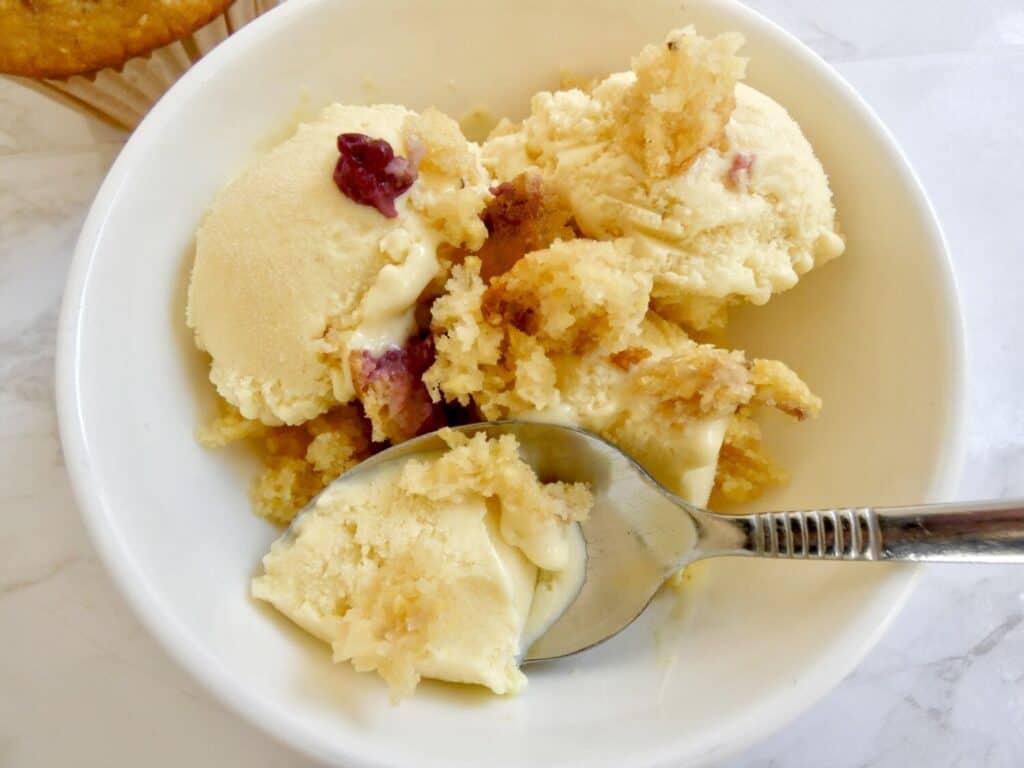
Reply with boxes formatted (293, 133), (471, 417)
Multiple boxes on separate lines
(483, 28), (844, 330)
(187, 103), (490, 426)
(251, 430), (591, 697)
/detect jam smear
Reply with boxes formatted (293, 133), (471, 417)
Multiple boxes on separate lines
(333, 133), (418, 218)
(350, 334), (446, 443)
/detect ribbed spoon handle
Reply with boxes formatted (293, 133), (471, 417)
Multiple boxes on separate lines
(724, 500), (1024, 563)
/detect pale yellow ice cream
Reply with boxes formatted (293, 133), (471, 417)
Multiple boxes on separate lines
(197, 25), (837, 702)
(187, 103), (491, 426)
(251, 430), (591, 696)
(483, 27), (844, 330)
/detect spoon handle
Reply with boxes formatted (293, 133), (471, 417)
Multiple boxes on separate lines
(723, 500), (1024, 563)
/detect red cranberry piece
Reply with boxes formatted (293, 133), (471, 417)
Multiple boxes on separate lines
(333, 133), (418, 218)
(726, 152), (756, 192)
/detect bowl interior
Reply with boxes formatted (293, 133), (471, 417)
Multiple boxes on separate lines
(61, 0), (964, 766)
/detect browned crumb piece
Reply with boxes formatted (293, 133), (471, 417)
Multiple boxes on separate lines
(470, 173), (575, 282)
(481, 281), (538, 334)
(480, 238), (649, 355)
(632, 344), (753, 420)
(0, 0), (234, 78)
(426, 258), (561, 419)
(749, 358), (823, 420)
(200, 401), (374, 525)
(617, 27), (746, 178)
(712, 408), (788, 504)
(426, 235), (658, 420)
(609, 346), (652, 370)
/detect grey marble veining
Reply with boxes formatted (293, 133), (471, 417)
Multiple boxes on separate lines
(1, 1), (1022, 765)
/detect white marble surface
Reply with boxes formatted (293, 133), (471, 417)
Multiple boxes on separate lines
(1, 1), (1022, 765)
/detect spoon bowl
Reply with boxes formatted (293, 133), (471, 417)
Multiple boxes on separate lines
(297, 421), (1024, 663)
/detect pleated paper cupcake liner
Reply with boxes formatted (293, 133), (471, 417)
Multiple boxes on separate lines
(7, 0), (278, 131)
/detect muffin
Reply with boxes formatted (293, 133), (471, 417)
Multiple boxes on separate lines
(1, 0), (278, 130)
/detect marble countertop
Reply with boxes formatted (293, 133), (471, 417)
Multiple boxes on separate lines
(1, 0), (1022, 765)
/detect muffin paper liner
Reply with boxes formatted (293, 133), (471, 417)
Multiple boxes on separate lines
(6, 0), (278, 131)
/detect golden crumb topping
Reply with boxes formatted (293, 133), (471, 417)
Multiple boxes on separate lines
(403, 107), (491, 250)
(631, 344), (753, 420)
(402, 430), (591, 569)
(749, 358), (823, 420)
(712, 408), (788, 503)
(423, 257), (507, 412)
(481, 238), (649, 355)
(200, 402), (373, 525)
(426, 239), (821, 506)
(617, 27), (747, 178)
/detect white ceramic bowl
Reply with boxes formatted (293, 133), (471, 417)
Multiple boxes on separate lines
(56, 0), (966, 765)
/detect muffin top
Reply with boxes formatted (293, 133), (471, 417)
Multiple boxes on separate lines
(0, 0), (235, 78)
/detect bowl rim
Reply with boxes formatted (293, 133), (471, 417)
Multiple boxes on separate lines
(55, 0), (968, 765)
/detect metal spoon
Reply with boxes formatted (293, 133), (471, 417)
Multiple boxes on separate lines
(299, 421), (1024, 663)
